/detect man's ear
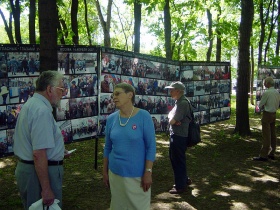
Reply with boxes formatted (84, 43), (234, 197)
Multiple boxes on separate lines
(46, 85), (52, 95)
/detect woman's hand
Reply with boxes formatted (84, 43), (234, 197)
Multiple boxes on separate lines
(103, 171), (110, 188)
(141, 172), (152, 192)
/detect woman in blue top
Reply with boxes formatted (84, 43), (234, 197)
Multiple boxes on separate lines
(103, 82), (156, 210)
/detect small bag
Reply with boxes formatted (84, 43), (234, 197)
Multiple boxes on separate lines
(186, 99), (201, 147)
(29, 199), (61, 210)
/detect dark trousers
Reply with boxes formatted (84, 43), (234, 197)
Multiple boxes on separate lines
(169, 134), (188, 190)
(15, 161), (63, 210)
(260, 111), (277, 157)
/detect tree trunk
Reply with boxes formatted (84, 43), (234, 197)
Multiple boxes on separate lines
(29, 0), (36, 44)
(276, 0), (280, 56)
(134, 0), (141, 53)
(84, 0), (92, 45)
(235, 0), (254, 136)
(264, 0), (277, 63)
(206, 9), (213, 62)
(250, 45), (255, 105)
(71, 0), (79, 45)
(58, 13), (68, 44)
(10, 0), (22, 44)
(57, 7), (66, 45)
(0, 9), (14, 43)
(38, 0), (58, 72)
(95, 0), (112, 47)
(164, 0), (172, 60)
(216, 6), (221, 62)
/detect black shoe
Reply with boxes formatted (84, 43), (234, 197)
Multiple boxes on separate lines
(169, 187), (185, 194)
(253, 157), (268, 161)
(268, 155), (275, 160)
(173, 178), (192, 188)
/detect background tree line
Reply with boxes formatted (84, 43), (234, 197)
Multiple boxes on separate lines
(0, 0), (278, 135)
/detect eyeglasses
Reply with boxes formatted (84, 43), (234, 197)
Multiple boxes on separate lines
(54, 86), (66, 93)
(112, 91), (125, 97)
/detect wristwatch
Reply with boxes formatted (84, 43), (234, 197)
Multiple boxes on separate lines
(145, 168), (152, 173)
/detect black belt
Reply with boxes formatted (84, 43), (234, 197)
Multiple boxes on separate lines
(264, 111), (276, 114)
(19, 159), (63, 166)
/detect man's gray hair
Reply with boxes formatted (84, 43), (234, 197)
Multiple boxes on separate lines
(36, 70), (64, 91)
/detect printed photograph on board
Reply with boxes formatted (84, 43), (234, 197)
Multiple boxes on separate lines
(58, 52), (98, 75)
(57, 120), (73, 144)
(8, 77), (37, 104)
(0, 78), (9, 105)
(101, 53), (122, 74)
(0, 130), (8, 156)
(71, 116), (98, 140)
(5, 52), (40, 77)
(0, 105), (8, 130)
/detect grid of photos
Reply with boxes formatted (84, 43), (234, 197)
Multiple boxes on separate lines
(255, 66), (280, 113)
(98, 50), (178, 135)
(0, 45), (99, 157)
(0, 44), (232, 157)
(0, 45), (40, 157)
(181, 63), (231, 125)
(55, 46), (99, 144)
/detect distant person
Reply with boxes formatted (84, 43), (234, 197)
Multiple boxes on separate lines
(10, 57), (18, 75)
(70, 80), (80, 98)
(253, 77), (280, 161)
(21, 57), (29, 75)
(28, 57), (35, 74)
(13, 71), (70, 209)
(101, 75), (110, 93)
(0, 83), (9, 105)
(165, 81), (192, 194)
(103, 82), (156, 210)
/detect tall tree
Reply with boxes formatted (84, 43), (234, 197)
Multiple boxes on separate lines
(0, 9), (14, 43)
(276, 0), (280, 57)
(95, 0), (112, 47)
(264, 0), (278, 63)
(206, 8), (213, 61)
(10, 0), (22, 43)
(235, 0), (254, 135)
(38, 0), (58, 71)
(164, 0), (171, 59)
(71, 0), (79, 44)
(134, 0), (141, 53)
(29, 0), (36, 43)
(216, 5), (222, 62)
(84, 0), (92, 45)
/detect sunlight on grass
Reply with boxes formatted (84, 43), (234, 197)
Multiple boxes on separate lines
(265, 190), (280, 198)
(213, 190), (230, 196)
(0, 159), (14, 168)
(224, 183), (252, 192)
(251, 174), (278, 183)
(230, 202), (249, 210)
(191, 188), (200, 197)
(156, 152), (164, 159)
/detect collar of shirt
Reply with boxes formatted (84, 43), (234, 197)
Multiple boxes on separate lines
(33, 93), (53, 112)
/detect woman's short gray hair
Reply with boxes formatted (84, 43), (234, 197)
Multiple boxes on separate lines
(114, 82), (136, 103)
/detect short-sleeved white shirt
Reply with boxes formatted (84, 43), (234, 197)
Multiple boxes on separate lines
(13, 93), (64, 161)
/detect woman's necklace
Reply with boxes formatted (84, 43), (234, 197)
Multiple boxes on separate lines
(119, 106), (135, 127)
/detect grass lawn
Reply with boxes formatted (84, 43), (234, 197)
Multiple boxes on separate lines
(0, 97), (280, 210)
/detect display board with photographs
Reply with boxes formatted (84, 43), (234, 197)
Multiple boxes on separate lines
(0, 45), (99, 157)
(255, 66), (280, 113)
(181, 62), (231, 125)
(0, 44), (232, 157)
(98, 48), (179, 135)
